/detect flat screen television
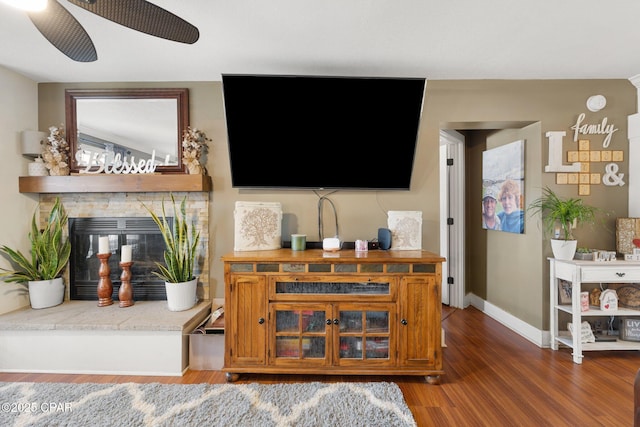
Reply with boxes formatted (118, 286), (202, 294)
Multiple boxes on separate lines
(221, 74), (426, 190)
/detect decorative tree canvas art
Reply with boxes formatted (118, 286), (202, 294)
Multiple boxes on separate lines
(388, 211), (422, 250)
(234, 202), (283, 251)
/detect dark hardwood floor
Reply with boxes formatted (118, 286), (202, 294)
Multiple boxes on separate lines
(1, 305), (637, 426)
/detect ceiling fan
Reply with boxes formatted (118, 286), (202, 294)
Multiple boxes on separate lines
(21, 0), (200, 62)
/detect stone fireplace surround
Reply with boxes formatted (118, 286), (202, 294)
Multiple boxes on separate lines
(0, 190), (213, 376)
(40, 191), (211, 302)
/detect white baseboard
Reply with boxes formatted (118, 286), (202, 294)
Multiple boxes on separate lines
(464, 293), (551, 348)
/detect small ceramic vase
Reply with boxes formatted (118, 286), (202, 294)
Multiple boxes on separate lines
(187, 162), (203, 175)
(28, 158), (49, 176)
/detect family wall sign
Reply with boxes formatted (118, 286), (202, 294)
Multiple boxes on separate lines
(545, 112), (625, 195)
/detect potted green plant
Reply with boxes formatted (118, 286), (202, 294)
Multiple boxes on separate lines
(0, 198), (71, 309)
(527, 187), (598, 260)
(575, 247), (597, 261)
(143, 194), (200, 311)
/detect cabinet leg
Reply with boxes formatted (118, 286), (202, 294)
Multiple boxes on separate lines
(426, 375), (441, 385)
(225, 372), (240, 382)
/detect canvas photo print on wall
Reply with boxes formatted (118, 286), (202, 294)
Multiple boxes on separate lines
(482, 140), (525, 234)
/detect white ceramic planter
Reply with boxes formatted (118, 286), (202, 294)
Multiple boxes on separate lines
(165, 278), (198, 311)
(551, 239), (578, 260)
(28, 277), (65, 309)
(28, 158), (49, 176)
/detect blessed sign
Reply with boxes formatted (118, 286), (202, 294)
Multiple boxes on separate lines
(78, 149), (162, 174)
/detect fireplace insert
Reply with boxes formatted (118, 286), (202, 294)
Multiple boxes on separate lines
(68, 217), (172, 301)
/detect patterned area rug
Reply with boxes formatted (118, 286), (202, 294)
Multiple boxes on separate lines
(0, 381), (416, 427)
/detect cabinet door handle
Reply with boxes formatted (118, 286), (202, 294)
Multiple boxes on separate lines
(333, 319), (340, 325)
(258, 317), (265, 324)
(401, 319), (408, 325)
(326, 319), (332, 325)
(616, 272), (626, 277)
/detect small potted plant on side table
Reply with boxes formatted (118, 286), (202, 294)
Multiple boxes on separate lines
(528, 187), (599, 260)
(574, 247), (597, 261)
(0, 198), (71, 309)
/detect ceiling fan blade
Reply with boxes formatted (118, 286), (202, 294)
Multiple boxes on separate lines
(67, 0), (199, 44)
(28, 0), (97, 62)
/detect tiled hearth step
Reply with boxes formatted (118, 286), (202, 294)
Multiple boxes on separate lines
(0, 300), (211, 376)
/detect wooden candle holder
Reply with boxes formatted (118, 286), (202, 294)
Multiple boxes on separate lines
(118, 261), (134, 308)
(96, 252), (113, 307)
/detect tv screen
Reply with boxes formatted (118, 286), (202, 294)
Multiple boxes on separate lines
(221, 74), (426, 190)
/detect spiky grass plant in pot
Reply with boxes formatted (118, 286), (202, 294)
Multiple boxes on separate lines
(0, 197), (70, 308)
(143, 194), (200, 311)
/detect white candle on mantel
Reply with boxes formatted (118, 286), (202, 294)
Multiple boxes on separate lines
(98, 236), (110, 254)
(121, 245), (133, 263)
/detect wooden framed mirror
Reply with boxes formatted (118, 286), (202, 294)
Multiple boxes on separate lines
(65, 88), (189, 174)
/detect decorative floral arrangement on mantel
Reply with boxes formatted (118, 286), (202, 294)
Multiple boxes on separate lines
(182, 127), (211, 175)
(42, 125), (70, 176)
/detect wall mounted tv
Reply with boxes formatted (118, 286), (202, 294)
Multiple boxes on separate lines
(221, 74), (426, 190)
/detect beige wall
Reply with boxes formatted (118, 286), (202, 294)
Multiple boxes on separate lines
(485, 124), (544, 327)
(0, 66), (39, 314)
(434, 80), (635, 330)
(33, 79), (636, 333)
(39, 81), (445, 304)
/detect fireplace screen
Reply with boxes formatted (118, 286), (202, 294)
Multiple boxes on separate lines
(69, 217), (172, 301)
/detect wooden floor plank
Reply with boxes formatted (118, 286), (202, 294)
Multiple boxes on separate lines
(0, 305), (637, 426)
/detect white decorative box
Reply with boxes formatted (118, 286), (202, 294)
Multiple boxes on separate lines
(234, 201), (282, 251)
(387, 210), (422, 250)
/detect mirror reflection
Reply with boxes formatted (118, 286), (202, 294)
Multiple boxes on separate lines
(76, 98), (177, 167)
(65, 88), (189, 174)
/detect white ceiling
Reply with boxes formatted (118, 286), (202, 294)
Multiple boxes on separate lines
(0, 0), (639, 83)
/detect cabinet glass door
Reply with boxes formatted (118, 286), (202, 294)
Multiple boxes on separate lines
(335, 304), (395, 366)
(270, 304), (329, 366)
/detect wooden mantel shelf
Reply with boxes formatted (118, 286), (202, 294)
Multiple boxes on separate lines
(18, 174), (212, 194)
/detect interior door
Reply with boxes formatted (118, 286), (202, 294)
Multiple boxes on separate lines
(439, 129), (465, 308)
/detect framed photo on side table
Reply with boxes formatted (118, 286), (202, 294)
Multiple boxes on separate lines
(558, 279), (572, 304)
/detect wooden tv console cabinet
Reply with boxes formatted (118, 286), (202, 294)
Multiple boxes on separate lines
(222, 249), (445, 383)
